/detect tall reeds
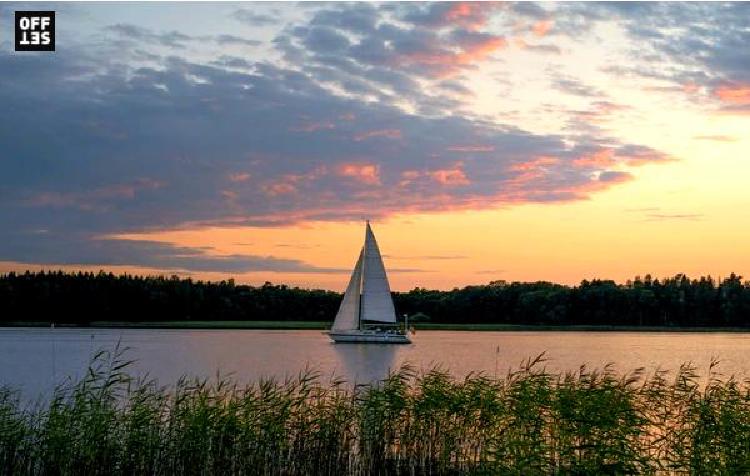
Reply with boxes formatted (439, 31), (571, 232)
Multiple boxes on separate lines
(3, 349), (750, 474)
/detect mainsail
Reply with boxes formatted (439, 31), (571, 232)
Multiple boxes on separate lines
(331, 222), (398, 331)
(361, 222), (398, 324)
(331, 248), (363, 331)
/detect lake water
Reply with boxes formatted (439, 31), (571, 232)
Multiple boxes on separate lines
(2, 327), (750, 399)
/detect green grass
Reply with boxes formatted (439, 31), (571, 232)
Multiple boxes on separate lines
(3, 349), (750, 474)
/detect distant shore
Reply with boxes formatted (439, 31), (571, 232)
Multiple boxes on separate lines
(4, 321), (750, 332)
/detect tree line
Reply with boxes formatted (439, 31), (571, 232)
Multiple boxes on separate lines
(1, 271), (750, 327)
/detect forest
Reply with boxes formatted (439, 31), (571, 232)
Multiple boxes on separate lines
(2, 270), (750, 327)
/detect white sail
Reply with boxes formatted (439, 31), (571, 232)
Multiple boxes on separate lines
(361, 222), (397, 323)
(331, 248), (363, 331)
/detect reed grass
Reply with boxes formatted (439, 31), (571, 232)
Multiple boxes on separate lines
(3, 348), (750, 475)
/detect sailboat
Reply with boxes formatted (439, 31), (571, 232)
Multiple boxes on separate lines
(328, 221), (412, 344)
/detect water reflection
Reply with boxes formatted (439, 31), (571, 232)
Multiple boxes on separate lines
(4, 328), (750, 400)
(331, 343), (399, 383)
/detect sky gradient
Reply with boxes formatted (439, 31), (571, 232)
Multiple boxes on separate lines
(2, 2), (749, 290)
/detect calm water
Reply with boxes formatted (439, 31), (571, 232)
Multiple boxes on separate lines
(2, 328), (750, 399)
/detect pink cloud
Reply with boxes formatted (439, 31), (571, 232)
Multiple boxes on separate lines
(714, 83), (750, 104)
(25, 179), (163, 210)
(573, 147), (670, 169)
(263, 182), (297, 197)
(430, 165), (470, 186)
(337, 163), (381, 185)
(262, 173), (312, 197)
(573, 149), (615, 168)
(457, 36), (507, 63)
(353, 129), (402, 141)
(441, 2), (498, 31)
(510, 155), (559, 171)
(395, 34), (507, 78)
(448, 144), (495, 152)
(682, 82), (700, 95)
(396, 165), (471, 188)
(514, 38), (562, 55)
(228, 172), (251, 183)
(398, 170), (421, 187)
(291, 121), (336, 132)
(533, 20), (554, 37)
(618, 148), (673, 167)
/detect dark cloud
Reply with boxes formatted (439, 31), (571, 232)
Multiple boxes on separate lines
(107, 24), (262, 50)
(401, 2), (501, 31)
(214, 34), (261, 47)
(107, 24), (192, 49)
(0, 3), (676, 273)
(0, 231), (345, 274)
(276, 2), (506, 108)
(298, 26), (350, 54)
(309, 4), (379, 34)
(0, 46), (666, 269)
(508, 2), (549, 21)
(598, 171), (632, 183)
(552, 78), (604, 97)
(210, 55), (254, 69)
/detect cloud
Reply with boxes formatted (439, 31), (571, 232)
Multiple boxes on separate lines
(0, 231), (346, 274)
(516, 41), (561, 55)
(228, 173), (251, 183)
(214, 34), (261, 47)
(107, 24), (263, 51)
(693, 135), (737, 142)
(336, 163), (380, 185)
(233, 9), (278, 27)
(0, 4), (673, 273)
(644, 213), (704, 222)
(402, 2), (501, 31)
(476, 269), (505, 275)
(106, 24), (193, 49)
(552, 77), (605, 97)
(597, 170), (632, 183)
(275, 1), (508, 105)
(384, 255), (468, 261)
(447, 145), (495, 153)
(585, 2), (750, 110)
(429, 165), (471, 187)
(533, 20), (554, 37)
(713, 83), (750, 114)
(353, 129), (401, 141)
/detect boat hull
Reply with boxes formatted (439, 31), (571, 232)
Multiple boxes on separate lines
(328, 330), (411, 344)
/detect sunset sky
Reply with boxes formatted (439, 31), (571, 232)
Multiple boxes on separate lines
(2, 2), (750, 290)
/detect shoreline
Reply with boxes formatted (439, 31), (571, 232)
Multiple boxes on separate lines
(3, 321), (750, 332)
